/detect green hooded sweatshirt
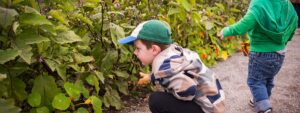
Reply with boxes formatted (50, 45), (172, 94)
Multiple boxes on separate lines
(223, 0), (298, 52)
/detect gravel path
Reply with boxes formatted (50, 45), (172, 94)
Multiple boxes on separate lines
(116, 34), (300, 113)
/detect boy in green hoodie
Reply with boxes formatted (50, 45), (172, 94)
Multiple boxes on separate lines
(218, 0), (298, 113)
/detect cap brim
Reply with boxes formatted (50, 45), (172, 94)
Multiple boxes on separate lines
(118, 36), (137, 45)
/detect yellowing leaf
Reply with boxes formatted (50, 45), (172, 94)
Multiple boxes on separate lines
(84, 98), (92, 104)
(221, 51), (228, 60)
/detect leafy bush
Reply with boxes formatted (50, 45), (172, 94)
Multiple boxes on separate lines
(0, 0), (248, 112)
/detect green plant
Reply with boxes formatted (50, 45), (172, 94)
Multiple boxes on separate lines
(0, 0), (249, 112)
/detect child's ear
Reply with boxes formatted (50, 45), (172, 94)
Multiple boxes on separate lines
(151, 45), (161, 55)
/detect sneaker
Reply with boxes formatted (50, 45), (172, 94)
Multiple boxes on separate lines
(258, 108), (272, 113)
(249, 98), (254, 107)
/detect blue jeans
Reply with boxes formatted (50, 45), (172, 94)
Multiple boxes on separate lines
(247, 52), (285, 112)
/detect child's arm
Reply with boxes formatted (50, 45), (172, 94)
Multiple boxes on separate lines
(221, 10), (257, 38)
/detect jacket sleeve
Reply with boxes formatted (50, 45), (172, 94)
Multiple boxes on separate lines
(223, 10), (257, 37)
(152, 56), (198, 101)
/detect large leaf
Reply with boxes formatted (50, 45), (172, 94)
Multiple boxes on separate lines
(103, 88), (122, 110)
(85, 74), (100, 94)
(31, 74), (61, 107)
(113, 71), (129, 79)
(52, 30), (82, 44)
(94, 71), (105, 83)
(75, 80), (89, 98)
(168, 8), (181, 16)
(16, 30), (50, 45)
(8, 63), (28, 77)
(91, 96), (102, 113)
(44, 59), (58, 72)
(178, 0), (192, 12)
(0, 7), (18, 29)
(49, 10), (69, 25)
(116, 81), (129, 95)
(110, 23), (125, 48)
(75, 108), (89, 113)
(0, 49), (21, 64)
(204, 21), (214, 30)
(100, 50), (118, 74)
(0, 99), (21, 113)
(71, 13), (93, 26)
(17, 45), (33, 64)
(52, 93), (71, 110)
(64, 82), (81, 101)
(56, 64), (66, 81)
(9, 78), (28, 101)
(73, 53), (94, 64)
(36, 106), (49, 113)
(19, 13), (52, 26)
(27, 92), (41, 107)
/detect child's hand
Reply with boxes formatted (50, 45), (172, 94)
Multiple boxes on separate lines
(137, 72), (150, 85)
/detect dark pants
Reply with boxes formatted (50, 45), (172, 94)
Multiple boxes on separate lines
(149, 92), (205, 113)
(292, 3), (300, 27)
(247, 52), (285, 112)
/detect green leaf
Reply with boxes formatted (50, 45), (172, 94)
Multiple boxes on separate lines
(0, 99), (21, 113)
(64, 82), (81, 101)
(179, 0), (192, 12)
(215, 3), (225, 12)
(116, 81), (129, 95)
(16, 30), (50, 45)
(100, 50), (118, 74)
(168, 8), (181, 15)
(71, 13), (93, 26)
(0, 7), (18, 29)
(52, 93), (71, 110)
(75, 80), (89, 98)
(75, 107), (89, 113)
(103, 88), (122, 110)
(94, 71), (105, 83)
(91, 96), (102, 113)
(20, 13), (52, 26)
(56, 64), (66, 81)
(0, 49), (21, 64)
(36, 106), (49, 113)
(85, 74), (99, 94)
(73, 53), (94, 64)
(28, 92), (41, 107)
(7, 63), (28, 77)
(18, 45), (33, 64)
(114, 71), (129, 79)
(110, 23), (125, 48)
(32, 74), (61, 107)
(204, 21), (214, 30)
(44, 59), (57, 72)
(10, 77), (28, 101)
(23, 6), (40, 14)
(52, 30), (82, 44)
(49, 10), (69, 25)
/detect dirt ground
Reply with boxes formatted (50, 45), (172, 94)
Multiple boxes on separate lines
(113, 34), (300, 113)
